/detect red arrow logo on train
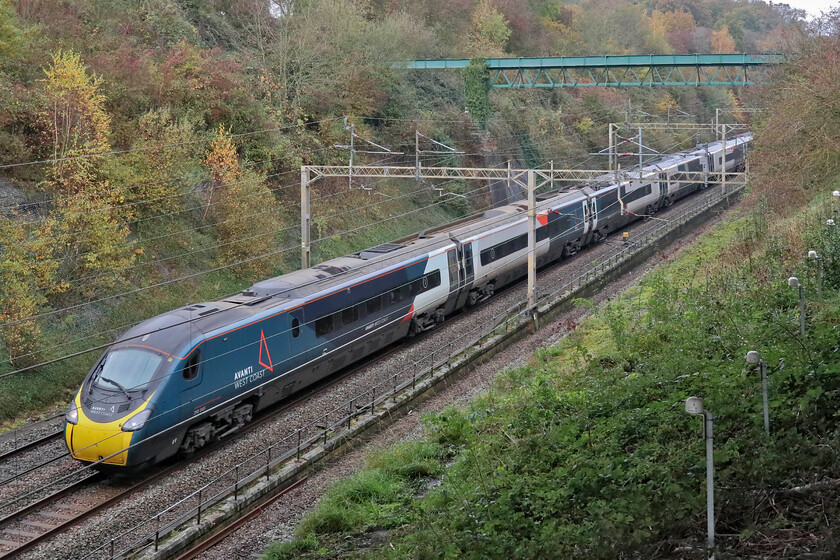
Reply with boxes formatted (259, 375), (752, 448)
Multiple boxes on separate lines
(259, 330), (274, 371)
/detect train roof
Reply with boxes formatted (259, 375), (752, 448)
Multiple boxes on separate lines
(111, 134), (752, 359)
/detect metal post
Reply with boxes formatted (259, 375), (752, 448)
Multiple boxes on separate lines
(608, 123), (615, 172)
(638, 126), (643, 169)
(235, 466), (239, 501)
(720, 124), (727, 195)
(301, 167), (311, 269)
(705, 411), (715, 559)
(155, 514), (160, 552)
(761, 360), (770, 435)
(527, 170), (537, 329)
(507, 161), (512, 203)
(348, 124), (354, 189)
(798, 284), (806, 336)
(197, 490), (202, 524)
(550, 160), (554, 192)
(296, 428), (301, 459)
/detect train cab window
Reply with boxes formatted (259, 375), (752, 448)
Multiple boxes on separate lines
(291, 317), (300, 338)
(342, 305), (359, 326)
(183, 350), (200, 381)
(315, 315), (334, 337)
(366, 295), (382, 314)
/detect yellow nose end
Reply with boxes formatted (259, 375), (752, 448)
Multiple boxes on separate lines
(67, 410), (132, 466)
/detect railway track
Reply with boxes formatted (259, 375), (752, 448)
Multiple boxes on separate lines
(9, 179), (744, 559)
(171, 477), (309, 560)
(0, 429), (63, 466)
(0, 339), (409, 559)
(0, 432), (71, 489)
(129, 178), (748, 560)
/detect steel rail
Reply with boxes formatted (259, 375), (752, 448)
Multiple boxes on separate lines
(0, 430), (64, 468)
(0, 338), (410, 558)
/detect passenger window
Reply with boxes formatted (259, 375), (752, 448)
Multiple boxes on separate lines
(400, 283), (412, 300)
(183, 350), (200, 380)
(342, 305), (359, 326)
(315, 315), (333, 337)
(292, 317), (300, 338)
(367, 296), (382, 314)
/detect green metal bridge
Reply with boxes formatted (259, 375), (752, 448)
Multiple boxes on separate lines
(405, 54), (783, 87)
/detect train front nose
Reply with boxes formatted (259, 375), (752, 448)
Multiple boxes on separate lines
(65, 398), (134, 466)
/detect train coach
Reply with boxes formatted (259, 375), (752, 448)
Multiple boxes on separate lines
(64, 134), (751, 469)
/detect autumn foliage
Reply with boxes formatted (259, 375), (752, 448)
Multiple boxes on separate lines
(0, 0), (805, 367)
(751, 11), (840, 212)
(203, 126), (280, 276)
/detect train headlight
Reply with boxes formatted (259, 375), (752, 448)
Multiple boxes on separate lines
(122, 409), (152, 432)
(66, 400), (79, 425)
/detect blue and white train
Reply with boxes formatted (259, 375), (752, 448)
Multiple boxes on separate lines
(64, 134), (751, 468)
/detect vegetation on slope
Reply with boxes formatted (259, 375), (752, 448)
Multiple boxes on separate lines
(0, 0), (804, 421)
(265, 198), (840, 560)
(262, 9), (840, 560)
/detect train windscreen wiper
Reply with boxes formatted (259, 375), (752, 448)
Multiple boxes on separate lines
(100, 376), (133, 400)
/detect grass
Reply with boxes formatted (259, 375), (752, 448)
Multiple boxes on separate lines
(264, 441), (444, 560)
(262, 192), (840, 560)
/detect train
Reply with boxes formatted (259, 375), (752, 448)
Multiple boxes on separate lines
(64, 133), (752, 469)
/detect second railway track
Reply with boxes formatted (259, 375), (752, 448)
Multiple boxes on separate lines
(0, 338), (410, 559)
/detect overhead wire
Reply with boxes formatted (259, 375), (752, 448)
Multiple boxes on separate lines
(2, 139), (738, 476)
(0, 125), (712, 372)
(0, 117), (345, 171)
(6, 134), (580, 305)
(0, 147), (556, 371)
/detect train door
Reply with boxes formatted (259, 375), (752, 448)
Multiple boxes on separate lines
(446, 243), (474, 311)
(461, 244), (475, 287)
(446, 249), (462, 313)
(658, 173), (669, 206)
(280, 308), (305, 398)
(588, 196), (599, 241)
(179, 348), (205, 419)
(582, 199), (590, 236)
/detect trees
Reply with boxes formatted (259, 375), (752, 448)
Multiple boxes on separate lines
(711, 24), (737, 53)
(752, 11), (840, 211)
(203, 126), (281, 276)
(0, 215), (63, 365)
(466, 1), (512, 57)
(39, 51), (135, 295)
(122, 107), (201, 218)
